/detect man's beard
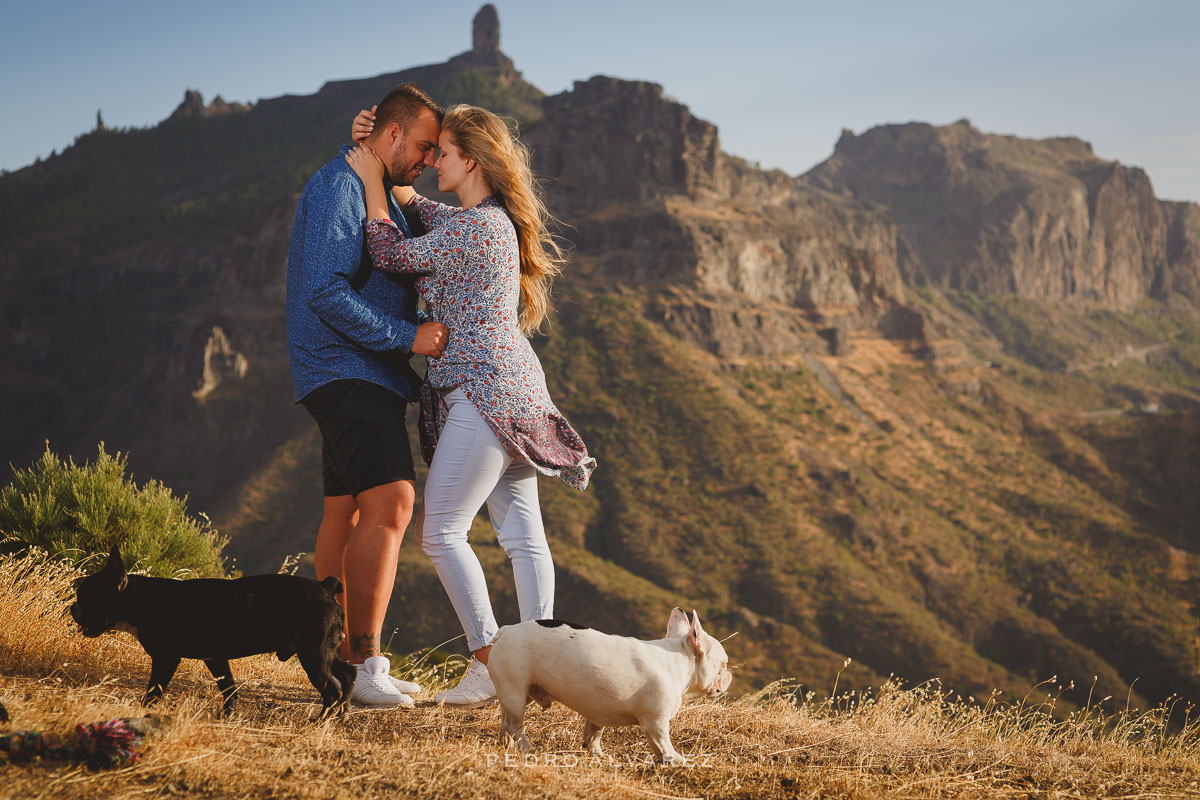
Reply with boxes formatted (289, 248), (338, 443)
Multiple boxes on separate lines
(383, 159), (402, 187)
(386, 138), (417, 187)
(391, 168), (415, 187)
(394, 156), (425, 187)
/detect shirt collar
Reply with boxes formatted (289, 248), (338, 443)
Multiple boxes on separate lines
(340, 143), (396, 191)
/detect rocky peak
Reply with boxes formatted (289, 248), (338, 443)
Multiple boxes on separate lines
(168, 89), (251, 121)
(819, 119), (994, 200)
(447, 3), (517, 76)
(1043, 135), (1095, 157)
(171, 89), (206, 118)
(472, 4), (499, 53)
(532, 76), (721, 212)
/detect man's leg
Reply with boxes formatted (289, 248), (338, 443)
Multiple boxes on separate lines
(313, 495), (359, 662)
(300, 379), (418, 707)
(344, 479), (415, 662)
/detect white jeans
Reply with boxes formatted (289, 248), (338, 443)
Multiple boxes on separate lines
(417, 388), (554, 652)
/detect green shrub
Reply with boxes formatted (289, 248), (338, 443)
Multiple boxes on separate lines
(0, 444), (230, 578)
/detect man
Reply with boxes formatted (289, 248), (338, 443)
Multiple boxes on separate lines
(286, 83), (446, 708)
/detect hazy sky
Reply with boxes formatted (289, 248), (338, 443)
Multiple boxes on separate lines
(3, 0), (1198, 201)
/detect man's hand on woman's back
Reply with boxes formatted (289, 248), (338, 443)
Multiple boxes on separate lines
(413, 321), (448, 357)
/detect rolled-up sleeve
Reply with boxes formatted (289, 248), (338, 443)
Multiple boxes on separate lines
(302, 175), (417, 353)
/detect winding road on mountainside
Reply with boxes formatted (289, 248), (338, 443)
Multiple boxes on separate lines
(1066, 342), (1173, 375)
(1065, 341), (1176, 418)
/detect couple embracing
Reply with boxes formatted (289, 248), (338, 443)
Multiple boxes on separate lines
(285, 83), (595, 710)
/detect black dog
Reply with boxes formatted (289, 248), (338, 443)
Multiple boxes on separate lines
(70, 547), (354, 717)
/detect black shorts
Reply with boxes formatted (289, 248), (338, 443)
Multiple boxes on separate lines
(299, 379), (416, 497)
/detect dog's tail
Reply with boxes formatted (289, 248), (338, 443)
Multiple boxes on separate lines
(320, 576), (344, 596)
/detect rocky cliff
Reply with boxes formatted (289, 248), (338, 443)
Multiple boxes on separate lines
(1162, 199), (1200, 301)
(803, 119), (1200, 310)
(531, 77), (912, 357)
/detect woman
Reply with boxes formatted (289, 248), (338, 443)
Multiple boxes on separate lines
(346, 104), (595, 707)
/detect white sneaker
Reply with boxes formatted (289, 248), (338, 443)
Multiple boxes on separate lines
(351, 656), (414, 709)
(390, 675), (422, 695)
(332, 672), (419, 695)
(435, 658), (497, 708)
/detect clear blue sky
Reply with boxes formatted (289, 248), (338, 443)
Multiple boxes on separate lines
(3, 0), (1198, 201)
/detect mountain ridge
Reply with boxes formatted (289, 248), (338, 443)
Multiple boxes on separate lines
(804, 118), (1200, 310)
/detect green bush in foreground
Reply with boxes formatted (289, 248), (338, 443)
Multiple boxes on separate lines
(0, 443), (230, 578)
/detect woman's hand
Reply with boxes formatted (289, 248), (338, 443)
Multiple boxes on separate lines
(351, 106), (376, 144)
(346, 144), (392, 221)
(345, 144), (386, 184)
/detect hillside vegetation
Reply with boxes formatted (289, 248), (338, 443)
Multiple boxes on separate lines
(201, 282), (1200, 713)
(0, 445), (228, 577)
(533, 288), (1200, 709)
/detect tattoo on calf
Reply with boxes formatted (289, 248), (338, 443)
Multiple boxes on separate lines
(350, 633), (381, 660)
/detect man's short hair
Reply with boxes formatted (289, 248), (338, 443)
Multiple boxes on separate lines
(372, 83), (443, 138)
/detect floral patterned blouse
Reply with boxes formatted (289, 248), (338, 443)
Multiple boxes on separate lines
(364, 194), (595, 491)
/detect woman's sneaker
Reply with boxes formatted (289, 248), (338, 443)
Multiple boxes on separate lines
(435, 658), (497, 708)
(351, 656), (415, 709)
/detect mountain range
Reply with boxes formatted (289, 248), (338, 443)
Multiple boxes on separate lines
(2, 5), (1197, 710)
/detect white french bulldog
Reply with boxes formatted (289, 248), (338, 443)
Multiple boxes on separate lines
(487, 608), (733, 764)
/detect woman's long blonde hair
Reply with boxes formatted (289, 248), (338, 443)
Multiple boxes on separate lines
(442, 104), (566, 335)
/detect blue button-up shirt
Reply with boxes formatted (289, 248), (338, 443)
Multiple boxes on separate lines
(287, 146), (422, 402)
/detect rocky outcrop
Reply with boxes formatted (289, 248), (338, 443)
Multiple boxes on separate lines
(804, 119), (1200, 309)
(168, 89), (251, 120)
(534, 77), (722, 211)
(531, 78), (912, 357)
(472, 4), (500, 53)
(444, 2), (522, 82)
(192, 326), (249, 402)
(691, 164), (906, 312)
(648, 288), (828, 358)
(1161, 201), (1200, 301)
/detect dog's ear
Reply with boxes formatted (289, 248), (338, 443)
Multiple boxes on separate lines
(686, 610), (708, 656)
(103, 546), (128, 591)
(104, 545), (124, 571)
(667, 607), (690, 638)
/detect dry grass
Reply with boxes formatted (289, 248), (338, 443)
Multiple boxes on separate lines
(2, 554), (1199, 800)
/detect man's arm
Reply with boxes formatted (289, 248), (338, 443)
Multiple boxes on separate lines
(302, 175), (442, 354)
(391, 185), (417, 206)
